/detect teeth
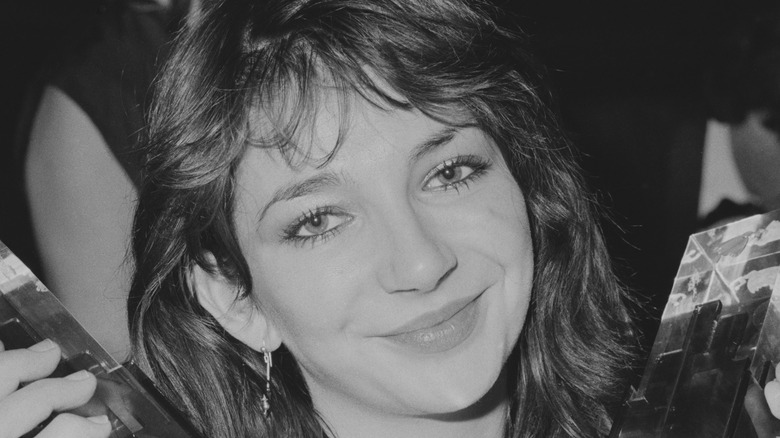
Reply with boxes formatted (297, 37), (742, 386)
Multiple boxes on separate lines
(385, 298), (480, 354)
(421, 332), (437, 343)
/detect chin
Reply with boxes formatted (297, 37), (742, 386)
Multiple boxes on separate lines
(403, 340), (509, 416)
(368, 289), (523, 417)
(411, 363), (508, 420)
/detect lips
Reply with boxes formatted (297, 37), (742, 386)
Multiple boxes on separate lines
(377, 291), (484, 354)
(381, 293), (482, 336)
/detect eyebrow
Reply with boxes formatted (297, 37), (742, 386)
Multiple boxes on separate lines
(408, 126), (460, 164)
(255, 126), (461, 223)
(256, 171), (341, 223)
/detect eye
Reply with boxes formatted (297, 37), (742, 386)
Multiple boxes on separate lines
(283, 207), (353, 246)
(423, 155), (491, 192)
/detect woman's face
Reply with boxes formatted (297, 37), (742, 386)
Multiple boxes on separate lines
(231, 92), (533, 419)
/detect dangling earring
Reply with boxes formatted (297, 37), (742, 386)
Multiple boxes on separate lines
(260, 345), (273, 416)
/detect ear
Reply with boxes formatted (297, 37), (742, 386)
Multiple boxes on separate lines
(189, 254), (282, 352)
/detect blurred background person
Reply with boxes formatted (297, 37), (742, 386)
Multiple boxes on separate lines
(16, 0), (192, 357)
(700, 0), (780, 226)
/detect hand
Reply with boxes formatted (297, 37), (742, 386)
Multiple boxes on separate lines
(0, 339), (111, 438)
(744, 362), (780, 438)
(766, 363), (780, 419)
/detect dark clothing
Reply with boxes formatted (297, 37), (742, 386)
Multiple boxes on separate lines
(7, 1), (180, 274)
(45, 1), (177, 186)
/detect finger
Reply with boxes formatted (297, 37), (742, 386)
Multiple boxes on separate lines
(0, 339), (61, 398)
(0, 370), (97, 438)
(765, 380), (780, 419)
(35, 413), (111, 438)
(746, 382), (776, 437)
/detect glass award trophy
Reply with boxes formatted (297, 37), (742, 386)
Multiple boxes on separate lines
(0, 240), (201, 437)
(611, 210), (780, 437)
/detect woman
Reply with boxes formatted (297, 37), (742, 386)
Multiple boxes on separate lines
(127, 0), (636, 436)
(0, 0), (721, 436)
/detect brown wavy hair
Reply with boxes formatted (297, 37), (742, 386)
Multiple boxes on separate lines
(128, 0), (636, 436)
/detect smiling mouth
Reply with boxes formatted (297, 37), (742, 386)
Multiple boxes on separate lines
(379, 292), (483, 354)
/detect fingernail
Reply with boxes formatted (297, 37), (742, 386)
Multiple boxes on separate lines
(28, 339), (56, 352)
(64, 370), (92, 381)
(87, 415), (110, 425)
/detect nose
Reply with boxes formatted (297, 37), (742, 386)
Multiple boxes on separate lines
(376, 205), (457, 294)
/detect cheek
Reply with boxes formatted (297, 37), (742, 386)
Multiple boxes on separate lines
(479, 182), (534, 320)
(475, 178), (533, 264)
(248, 248), (358, 345)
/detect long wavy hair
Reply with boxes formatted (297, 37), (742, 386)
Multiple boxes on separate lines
(128, 0), (636, 436)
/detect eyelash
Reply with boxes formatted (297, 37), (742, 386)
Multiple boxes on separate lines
(281, 155), (492, 247)
(282, 207), (350, 247)
(424, 154), (492, 192)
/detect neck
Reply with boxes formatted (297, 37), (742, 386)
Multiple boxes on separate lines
(315, 373), (510, 438)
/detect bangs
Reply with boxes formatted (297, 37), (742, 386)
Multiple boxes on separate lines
(241, 54), (363, 168)
(232, 8), (481, 169)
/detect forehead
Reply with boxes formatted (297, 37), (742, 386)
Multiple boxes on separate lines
(246, 65), (475, 164)
(240, 92), (455, 181)
(245, 83), (472, 170)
